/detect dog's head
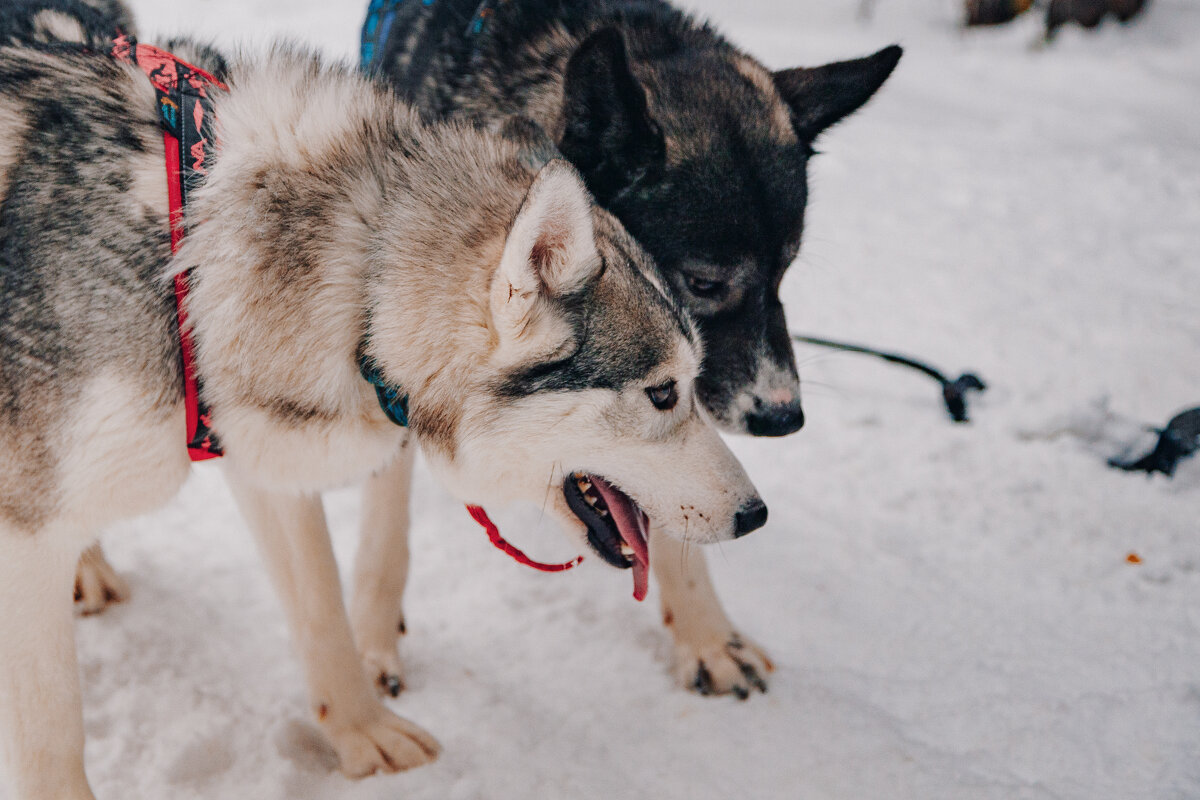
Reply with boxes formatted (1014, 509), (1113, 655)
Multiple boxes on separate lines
(379, 159), (765, 580)
(555, 27), (902, 437)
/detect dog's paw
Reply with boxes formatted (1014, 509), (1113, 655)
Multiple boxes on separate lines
(362, 645), (407, 698)
(323, 706), (440, 778)
(672, 633), (774, 700)
(74, 545), (129, 616)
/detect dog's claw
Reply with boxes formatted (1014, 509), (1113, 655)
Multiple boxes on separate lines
(674, 632), (773, 699)
(741, 661), (769, 694)
(74, 544), (130, 616)
(379, 673), (404, 698)
(361, 643), (407, 698)
(693, 661), (714, 696)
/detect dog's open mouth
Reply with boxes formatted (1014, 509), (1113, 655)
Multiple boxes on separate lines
(563, 473), (650, 601)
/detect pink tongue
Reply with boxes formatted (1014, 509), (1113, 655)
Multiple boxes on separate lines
(590, 477), (651, 602)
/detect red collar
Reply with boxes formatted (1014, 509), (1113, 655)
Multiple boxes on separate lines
(112, 37), (225, 461)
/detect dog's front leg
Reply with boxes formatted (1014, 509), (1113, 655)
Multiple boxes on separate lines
(0, 532), (97, 800)
(650, 528), (774, 699)
(225, 479), (440, 777)
(351, 440), (414, 697)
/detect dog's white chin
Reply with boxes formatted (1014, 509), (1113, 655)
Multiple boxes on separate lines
(546, 493), (593, 549)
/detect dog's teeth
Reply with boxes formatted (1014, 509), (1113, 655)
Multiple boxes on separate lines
(620, 544), (634, 557)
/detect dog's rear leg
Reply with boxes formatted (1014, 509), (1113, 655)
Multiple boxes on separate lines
(0, 531), (97, 800)
(351, 441), (414, 697)
(650, 529), (774, 700)
(225, 477), (439, 777)
(74, 541), (129, 616)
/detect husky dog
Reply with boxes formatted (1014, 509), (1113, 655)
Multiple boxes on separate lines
(349, 0), (901, 698)
(0, 42), (764, 797)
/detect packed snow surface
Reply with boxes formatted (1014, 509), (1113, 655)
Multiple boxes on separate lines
(3, 1), (1198, 798)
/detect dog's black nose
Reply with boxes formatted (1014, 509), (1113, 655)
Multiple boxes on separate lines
(733, 499), (768, 538)
(745, 402), (805, 437)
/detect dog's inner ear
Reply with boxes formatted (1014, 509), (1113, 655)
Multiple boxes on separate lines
(558, 27), (665, 204)
(492, 160), (600, 357)
(773, 45), (902, 142)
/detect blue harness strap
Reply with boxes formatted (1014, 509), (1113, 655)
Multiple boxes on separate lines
(359, 347), (410, 428)
(361, 0), (515, 71)
(465, 0), (508, 37)
(361, 0), (437, 70)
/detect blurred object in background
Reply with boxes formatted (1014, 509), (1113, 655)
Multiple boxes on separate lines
(1046, 0), (1111, 32)
(1046, 0), (1149, 36)
(965, 0), (1035, 26)
(1108, 407), (1200, 478)
(1109, 0), (1150, 20)
(959, 0), (1151, 35)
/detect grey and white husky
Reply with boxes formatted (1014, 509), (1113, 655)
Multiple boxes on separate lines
(0, 43), (764, 797)
(355, 0), (901, 698)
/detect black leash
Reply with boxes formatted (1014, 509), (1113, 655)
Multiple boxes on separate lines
(1108, 407), (1200, 477)
(791, 333), (987, 423)
(790, 333), (1198, 479)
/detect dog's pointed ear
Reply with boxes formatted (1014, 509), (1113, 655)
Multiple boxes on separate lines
(773, 45), (902, 142)
(493, 160), (600, 344)
(559, 27), (665, 203)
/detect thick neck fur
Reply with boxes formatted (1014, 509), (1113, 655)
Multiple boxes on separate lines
(178, 49), (539, 475)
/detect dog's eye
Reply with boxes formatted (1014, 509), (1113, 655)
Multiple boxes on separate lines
(685, 276), (725, 299)
(646, 380), (679, 411)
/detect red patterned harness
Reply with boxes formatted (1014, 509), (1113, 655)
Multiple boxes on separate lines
(112, 36), (224, 461)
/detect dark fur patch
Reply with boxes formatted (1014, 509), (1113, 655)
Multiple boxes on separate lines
(259, 396), (338, 425)
(409, 400), (459, 458)
(0, 0), (135, 49)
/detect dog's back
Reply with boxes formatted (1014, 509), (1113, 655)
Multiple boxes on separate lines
(0, 0), (135, 49)
(372, 0), (685, 122)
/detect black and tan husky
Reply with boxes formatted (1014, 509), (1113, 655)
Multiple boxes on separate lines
(359, 0), (902, 697)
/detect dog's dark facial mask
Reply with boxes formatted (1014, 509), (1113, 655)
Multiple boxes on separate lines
(558, 31), (902, 436)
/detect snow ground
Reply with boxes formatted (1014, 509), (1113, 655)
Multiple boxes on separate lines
(5, 1), (1199, 798)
